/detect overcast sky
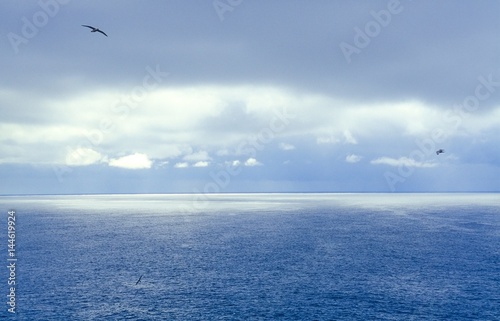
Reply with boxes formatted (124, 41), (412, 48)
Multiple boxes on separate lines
(1, 0), (500, 194)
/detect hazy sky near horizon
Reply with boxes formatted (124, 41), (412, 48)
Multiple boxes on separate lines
(1, 0), (500, 194)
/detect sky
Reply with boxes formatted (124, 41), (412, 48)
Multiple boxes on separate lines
(1, 0), (500, 194)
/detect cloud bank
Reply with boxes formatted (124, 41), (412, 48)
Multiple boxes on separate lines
(1, 1), (500, 194)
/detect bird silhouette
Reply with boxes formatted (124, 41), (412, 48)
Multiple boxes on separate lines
(436, 149), (445, 155)
(135, 275), (143, 285)
(82, 25), (108, 37)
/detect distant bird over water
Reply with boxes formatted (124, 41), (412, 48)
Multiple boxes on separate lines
(82, 25), (108, 37)
(436, 149), (445, 155)
(135, 275), (143, 285)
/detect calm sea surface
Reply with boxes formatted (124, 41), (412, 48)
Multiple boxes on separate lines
(1, 193), (499, 320)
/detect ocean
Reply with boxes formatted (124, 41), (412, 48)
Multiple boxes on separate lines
(1, 193), (499, 320)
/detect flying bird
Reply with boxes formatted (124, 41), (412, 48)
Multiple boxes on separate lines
(135, 275), (143, 285)
(436, 149), (445, 155)
(82, 25), (108, 37)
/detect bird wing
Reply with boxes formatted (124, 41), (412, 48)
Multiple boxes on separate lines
(96, 29), (108, 37)
(82, 25), (94, 29)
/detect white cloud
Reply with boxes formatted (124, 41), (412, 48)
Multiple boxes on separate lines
(244, 158), (262, 166)
(108, 153), (152, 169)
(193, 161), (209, 167)
(370, 156), (436, 168)
(183, 150), (212, 162)
(316, 135), (339, 144)
(155, 161), (169, 168)
(316, 130), (357, 145)
(345, 154), (362, 163)
(343, 130), (357, 144)
(174, 162), (189, 168)
(216, 149), (230, 156)
(66, 148), (102, 166)
(225, 160), (241, 167)
(279, 142), (295, 150)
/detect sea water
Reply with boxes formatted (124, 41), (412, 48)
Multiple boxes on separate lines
(1, 193), (499, 320)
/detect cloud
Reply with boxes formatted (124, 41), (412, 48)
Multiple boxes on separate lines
(244, 158), (262, 167)
(216, 149), (230, 156)
(316, 130), (357, 146)
(226, 160), (241, 167)
(316, 136), (340, 145)
(193, 161), (209, 167)
(174, 162), (189, 169)
(346, 154), (362, 163)
(66, 148), (102, 166)
(343, 130), (357, 144)
(370, 157), (436, 168)
(155, 161), (169, 168)
(279, 143), (295, 151)
(3, 2), (500, 194)
(183, 151), (212, 162)
(108, 153), (152, 169)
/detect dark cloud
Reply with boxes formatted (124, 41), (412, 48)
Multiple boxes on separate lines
(3, 0), (500, 106)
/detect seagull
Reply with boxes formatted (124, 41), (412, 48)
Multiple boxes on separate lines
(436, 149), (445, 155)
(135, 275), (143, 285)
(82, 25), (108, 37)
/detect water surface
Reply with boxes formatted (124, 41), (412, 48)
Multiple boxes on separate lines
(1, 193), (499, 320)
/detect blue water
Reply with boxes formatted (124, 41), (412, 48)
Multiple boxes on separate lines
(1, 193), (499, 320)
